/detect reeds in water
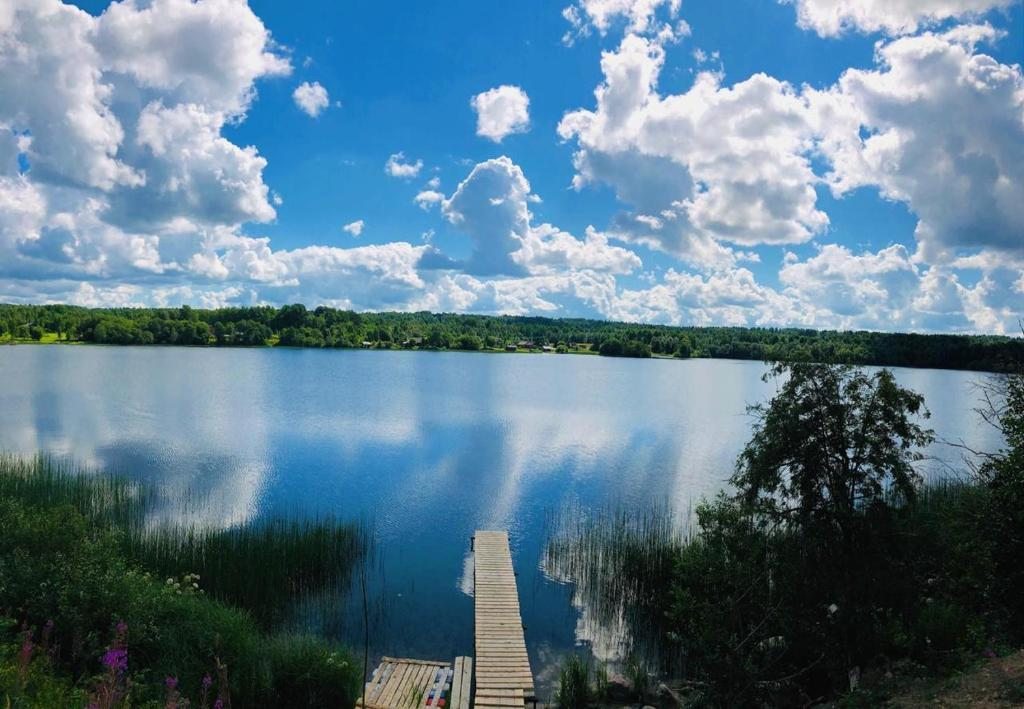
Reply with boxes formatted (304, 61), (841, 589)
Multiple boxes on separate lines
(0, 453), (151, 530)
(0, 453), (368, 630)
(128, 517), (367, 627)
(544, 503), (686, 669)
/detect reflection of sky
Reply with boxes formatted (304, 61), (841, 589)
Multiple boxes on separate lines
(0, 347), (1004, 696)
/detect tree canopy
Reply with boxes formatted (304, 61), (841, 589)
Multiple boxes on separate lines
(733, 362), (934, 536)
(1, 303), (1021, 371)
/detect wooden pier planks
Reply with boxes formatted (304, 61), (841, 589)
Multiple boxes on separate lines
(451, 656), (473, 709)
(358, 657), (455, 709)
(473, 530), (534, 708)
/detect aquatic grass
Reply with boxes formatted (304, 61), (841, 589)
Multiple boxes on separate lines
(553, 654), (591, 709)
(0, 453), (151, 531)
(127, 518), (367, 628)
(0, 454), (368, 631)
(545, 502), (687, 667)
(0, 454), (366, 706)
(624, 654), (650, 703)
(592, 662), (609, 703)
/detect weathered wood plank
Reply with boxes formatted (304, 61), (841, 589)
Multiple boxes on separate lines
(474, 530), (534, 707)
(378, 662), (410, 707)
(358, 658), (456, 709)
(450, 655), (472, 709)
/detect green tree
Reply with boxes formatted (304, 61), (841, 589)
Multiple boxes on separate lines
(976, 367), (1024, 626)
(733, 362), (934, 538)
(426, 328), (448, 349)
(455, 333), (483, 351)
(675, 335), (692, 358)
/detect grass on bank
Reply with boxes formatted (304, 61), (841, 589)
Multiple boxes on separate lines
(0, 454), (366, 707)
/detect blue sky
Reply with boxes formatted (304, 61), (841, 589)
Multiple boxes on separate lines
(1, 0), (1022, 331)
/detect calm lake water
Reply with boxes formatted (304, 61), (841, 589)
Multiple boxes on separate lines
(0, 346), (1003, 693)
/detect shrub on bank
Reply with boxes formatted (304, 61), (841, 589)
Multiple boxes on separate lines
(547, 363), (1024, 706)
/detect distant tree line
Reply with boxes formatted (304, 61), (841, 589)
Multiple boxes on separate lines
(1, 303), (1021, 372)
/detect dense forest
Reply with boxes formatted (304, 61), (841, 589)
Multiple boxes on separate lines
(1, 303), (1021, 372)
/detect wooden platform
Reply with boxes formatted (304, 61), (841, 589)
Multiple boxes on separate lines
(473, 530), (535, 708)
(358, 656), (471, 709)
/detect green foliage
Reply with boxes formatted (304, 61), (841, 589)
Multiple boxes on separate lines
(0, 627), (90, 708)
(255, 634), (361, 708)
(734, 362), (934, 536)
(454, 333), (483, 351)
(0, 456), (364, 707)
(129, 519), (366, 628)
(1, 303), (1021, 371)
(554, 654), (591, 709)
(0, 455), (366, 630)
(975, 369), (1024, 628)
(598, 338), (651, 358)
(278, 326), (326, 347)
(547, 364), (1021, 706)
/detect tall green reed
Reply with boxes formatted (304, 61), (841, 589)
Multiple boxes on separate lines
(544, 503), (687, 671)
(0, 454), (368, 630)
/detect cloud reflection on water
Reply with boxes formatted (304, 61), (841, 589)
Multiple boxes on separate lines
(0, 347), (1003, 693)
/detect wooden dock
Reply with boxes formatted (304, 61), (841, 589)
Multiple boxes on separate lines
(473, 530), (535, 708)
(357, 529), (533, 708)
(358, 656), (472, 709)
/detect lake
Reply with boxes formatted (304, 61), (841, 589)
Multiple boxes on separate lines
(0, 346), (1004, 693)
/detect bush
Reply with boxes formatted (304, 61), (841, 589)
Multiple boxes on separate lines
(259, 634), (361, 707)
(547, 364), (1020, 706)
(454, 333), (483, 351)
(976, 371), (1024, 631)
(598, 338), (651, 358)
(0, 490), (361, 707)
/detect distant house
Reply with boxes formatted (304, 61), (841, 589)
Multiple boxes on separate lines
(541, 345), (555, 352)
(401, 337), (424, 347)
(517, 340), (535, 348)
(361, 341), (373, 348)
(505, 344), (517, 352)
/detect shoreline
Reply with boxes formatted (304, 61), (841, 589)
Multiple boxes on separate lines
(1, 337), (1012, 374)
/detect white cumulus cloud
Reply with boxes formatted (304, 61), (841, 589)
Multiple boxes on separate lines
(292, 81), (330, 117)
(385, 152), (424, 178)
(784, 0), (1014, 37)
(559, 33), (827, 267)
(809, 25), (1024, 263)
(441, 156), (640, 276)
(414, 190), (445, 210)
(470, 85), (531, 143)
(562, 0), (682, 44)
(342, 219), (364, 237)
